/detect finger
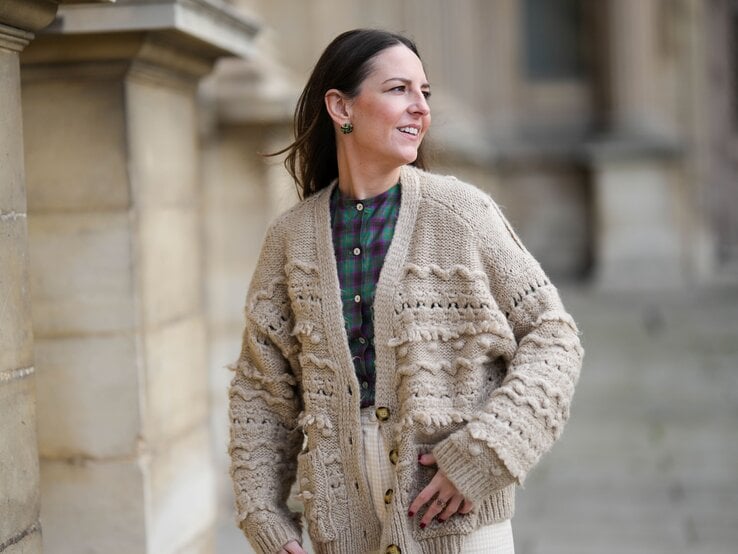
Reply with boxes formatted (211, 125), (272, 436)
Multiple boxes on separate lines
(459, 498), (474, 514)
(437, 493), (463, 522)
(410, 452), (441, 517)
(407, 476), (440, 517)
(419, 491), (453, 528)
(282, 540), (305, 554)
(418, 453), (436, 466)
(418, 477), (457, 527)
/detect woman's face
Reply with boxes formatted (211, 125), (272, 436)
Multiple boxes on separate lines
(346, 44), (431, 169)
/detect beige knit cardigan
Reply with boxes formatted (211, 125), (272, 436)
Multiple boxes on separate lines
(228, 165), (584, 554)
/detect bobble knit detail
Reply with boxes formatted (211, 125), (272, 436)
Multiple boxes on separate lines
(228, 165), (584, 554)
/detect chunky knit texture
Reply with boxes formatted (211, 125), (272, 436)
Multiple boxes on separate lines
(228, 165), (584, 554)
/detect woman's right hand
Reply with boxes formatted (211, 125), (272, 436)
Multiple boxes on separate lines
(278, 540), (307, 554)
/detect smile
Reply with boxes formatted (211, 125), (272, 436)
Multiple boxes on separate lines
(398, 126), (420, 136)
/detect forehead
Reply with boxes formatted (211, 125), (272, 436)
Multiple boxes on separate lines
(366, 44), (427, 81)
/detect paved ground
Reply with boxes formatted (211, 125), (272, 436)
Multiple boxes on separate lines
(217, 286), (738, 553)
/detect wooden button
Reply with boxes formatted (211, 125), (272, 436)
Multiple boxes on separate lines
(384, 488), (393, 504)
(375, 406), (390, 421)
(386, 545), (401, 554)
(389, 449), (399, 465)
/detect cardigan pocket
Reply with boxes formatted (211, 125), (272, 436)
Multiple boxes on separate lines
(296, 447), (349, 542)
(402, 444), (479, 541)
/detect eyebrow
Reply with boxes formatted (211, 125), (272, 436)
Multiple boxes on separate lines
(382, 77), (431, 89)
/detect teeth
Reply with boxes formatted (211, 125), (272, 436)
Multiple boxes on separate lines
(399, 127), (419, 136)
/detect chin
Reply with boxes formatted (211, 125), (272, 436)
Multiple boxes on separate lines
(375, 146), (420, 169)
(403, 152), (419, 166)
(397, 148), (420, 165)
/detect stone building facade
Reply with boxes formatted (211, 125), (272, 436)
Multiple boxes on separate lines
(1, 1), (736, 553)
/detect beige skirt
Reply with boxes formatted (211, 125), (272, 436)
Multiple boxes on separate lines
(360, 407), (515, 554)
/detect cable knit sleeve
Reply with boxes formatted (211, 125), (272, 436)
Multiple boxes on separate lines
(433, 198), (584, 504)
(228, 223), (304, 554)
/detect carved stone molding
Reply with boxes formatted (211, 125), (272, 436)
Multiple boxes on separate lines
(0, 0), (115, 51)
(20, 0), (260, 84)
(0, 0), (56, 51)
(46, 0), (259, 58)
(0, 0), (58, 35)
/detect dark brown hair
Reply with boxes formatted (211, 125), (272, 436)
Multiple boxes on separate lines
(269, 29), (428, 199)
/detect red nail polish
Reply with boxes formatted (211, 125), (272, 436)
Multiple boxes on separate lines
(417, 454), (423, 462)
(407, 510), (415, 518)
(420, 522), (426, 529)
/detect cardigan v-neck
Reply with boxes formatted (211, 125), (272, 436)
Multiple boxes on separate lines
(329, 182), (401, 407)
(314, 168), (423, 424)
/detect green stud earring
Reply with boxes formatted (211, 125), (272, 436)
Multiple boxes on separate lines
(340, 122), (354, 134)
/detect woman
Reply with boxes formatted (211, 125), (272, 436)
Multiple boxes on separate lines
(228, 29), (583, 554)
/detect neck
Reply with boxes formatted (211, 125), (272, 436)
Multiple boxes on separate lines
(335, 144), (402, 200)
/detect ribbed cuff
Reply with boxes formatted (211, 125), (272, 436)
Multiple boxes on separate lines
(244, 516), (302, 554)
(432, 437), (515, 504)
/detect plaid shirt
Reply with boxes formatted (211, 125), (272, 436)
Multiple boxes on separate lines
(330, 182), (401, 408)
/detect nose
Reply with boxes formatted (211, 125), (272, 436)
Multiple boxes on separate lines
(410, 92), (430, 116)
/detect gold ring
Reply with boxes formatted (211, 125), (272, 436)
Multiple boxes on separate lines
(435, 499), (446, 507)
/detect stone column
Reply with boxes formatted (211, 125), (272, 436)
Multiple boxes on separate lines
(19, 1), (258, 552)
(606, 0), (667, 137)
(0, 2), (62, 553)
(198, 50), (298, 524)
(589, 0), (685, 289)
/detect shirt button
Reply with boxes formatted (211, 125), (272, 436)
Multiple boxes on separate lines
(354, 295), (361, 303)
(384, 488), (394, 505)
(375, 406), (390, 421)
(356, 203), (364, 211)
(389, 449), (399, 465)
(353, 247), (361, 256)
(386, 544), (401, 554)
(358, 337), (367, 345)
(362, 381), (369, 390)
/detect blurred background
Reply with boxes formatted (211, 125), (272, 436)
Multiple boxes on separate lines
(1, 1), (736, 553)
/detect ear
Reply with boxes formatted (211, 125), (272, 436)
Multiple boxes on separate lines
(324, 89), (352, 127)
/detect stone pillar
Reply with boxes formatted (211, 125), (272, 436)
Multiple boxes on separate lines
(589, 142), (683, 289)
(0, 2), (61, 553)
(589, 0), (685, 289)
(606, 0), (667, 137)
(19, 1), (258, 552)
(198, 51), (298, 525)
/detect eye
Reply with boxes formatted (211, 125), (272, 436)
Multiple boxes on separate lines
(422, 90), (432, 99)
(390, 85), (406, 93)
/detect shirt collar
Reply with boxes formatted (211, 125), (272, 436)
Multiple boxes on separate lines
(332, 181), (401, 211)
